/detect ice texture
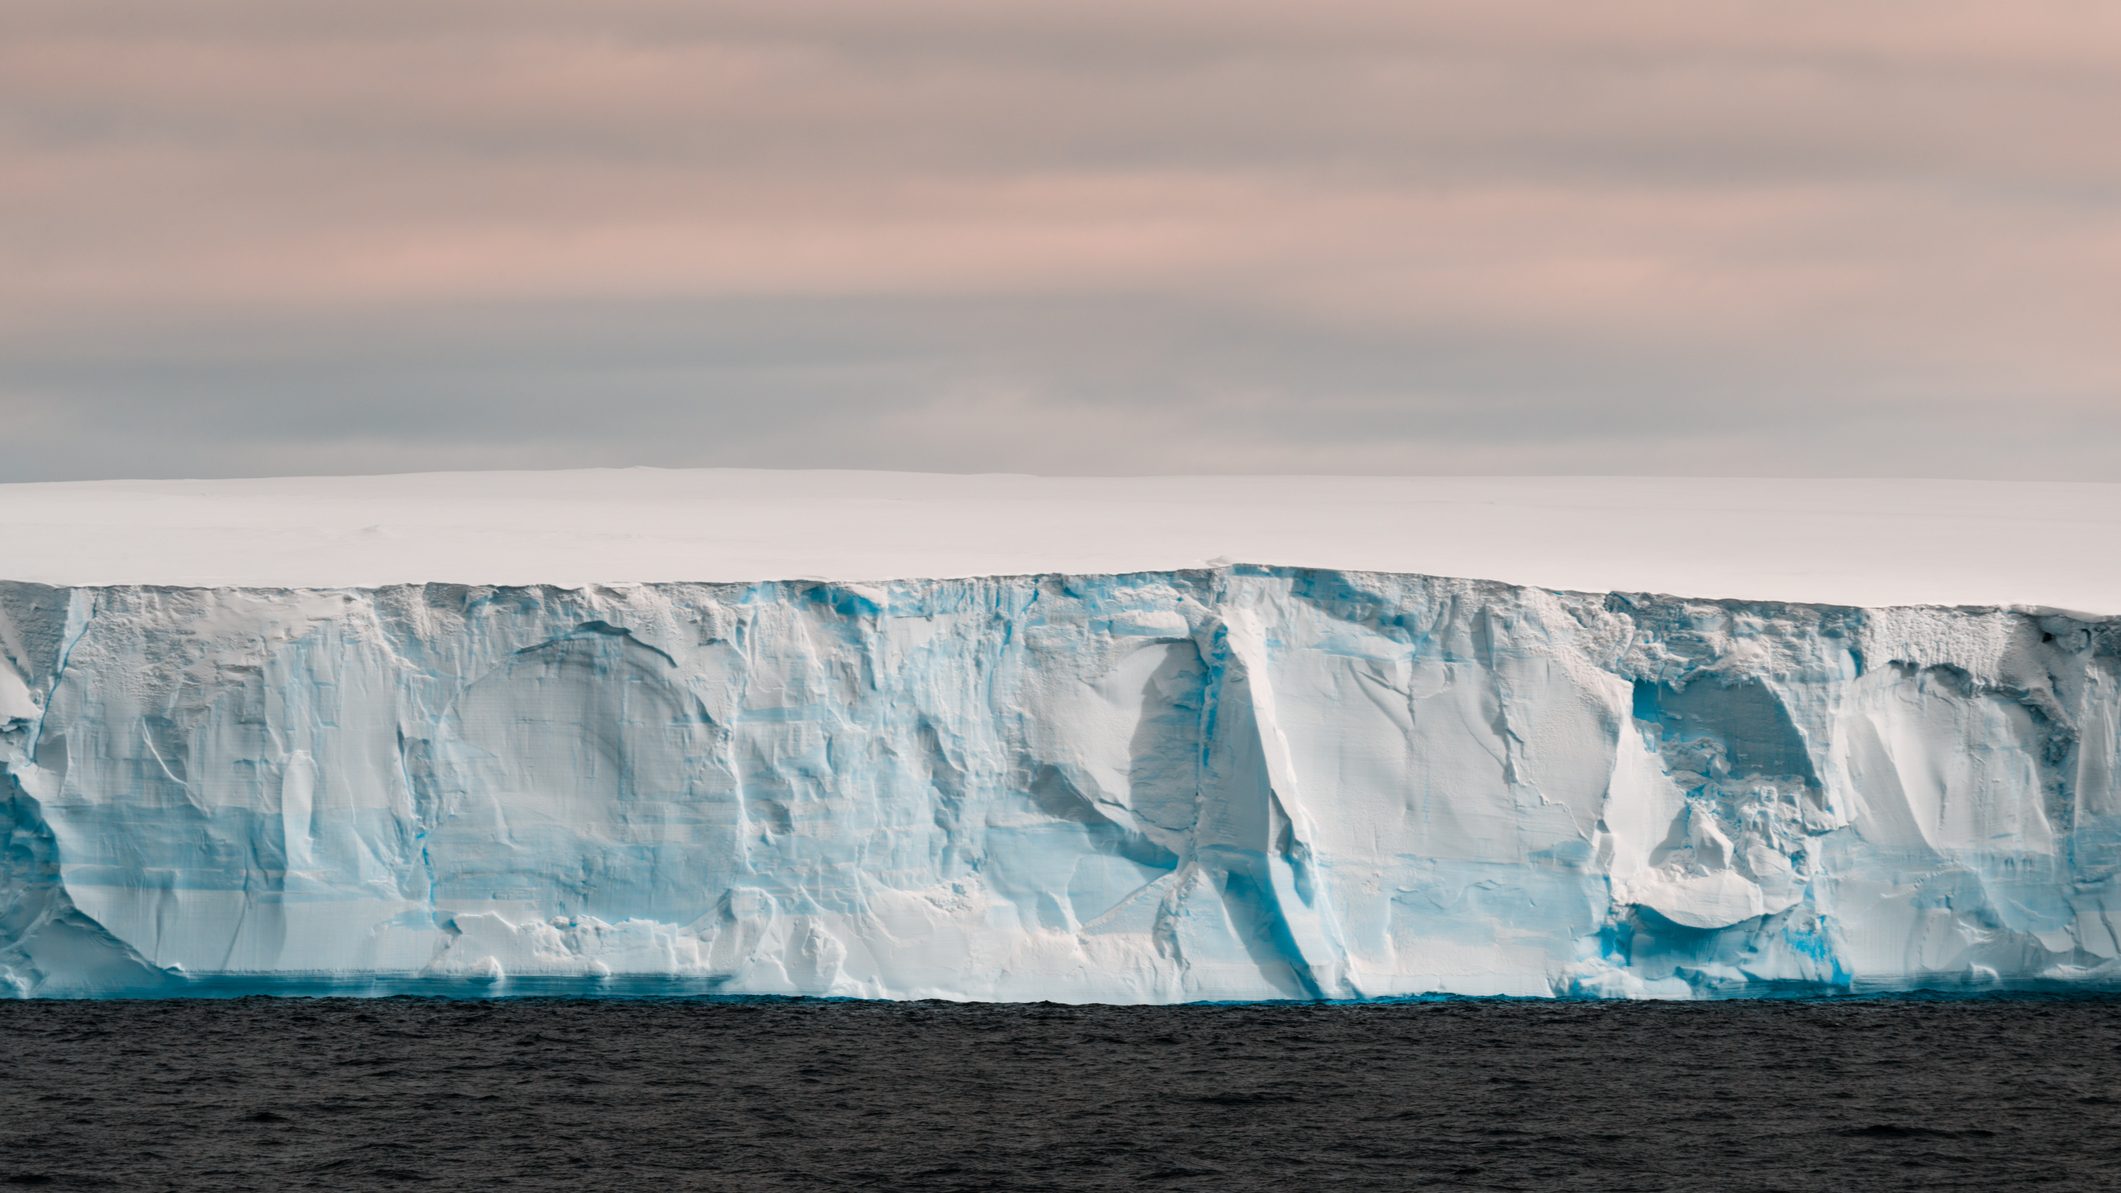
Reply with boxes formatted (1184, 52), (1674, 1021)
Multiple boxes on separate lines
(4, 568), (2119, 1000)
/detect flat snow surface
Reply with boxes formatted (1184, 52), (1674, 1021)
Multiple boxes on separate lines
(1, 469), (2115, 611)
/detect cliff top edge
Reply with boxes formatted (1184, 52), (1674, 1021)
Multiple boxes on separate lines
(2, 468), (2116, 612)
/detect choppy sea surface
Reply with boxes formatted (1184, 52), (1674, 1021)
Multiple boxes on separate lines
(3, 997), (2119, 1191)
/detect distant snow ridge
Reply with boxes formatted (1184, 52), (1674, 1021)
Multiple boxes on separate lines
(3, 568), (2118, 1000)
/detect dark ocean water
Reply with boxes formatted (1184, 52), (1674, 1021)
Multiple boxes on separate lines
(3, 997), (2119, 1192)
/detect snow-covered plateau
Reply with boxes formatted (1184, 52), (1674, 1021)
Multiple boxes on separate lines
(3, 471), (2120, 999)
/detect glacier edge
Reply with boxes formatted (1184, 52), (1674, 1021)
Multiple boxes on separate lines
(3, 566), (2118, 1001)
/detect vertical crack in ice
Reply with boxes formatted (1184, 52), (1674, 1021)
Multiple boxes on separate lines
(1201, 600), (1360, 1000)
(394, 727), (443, 931)
(139, 721), (193, 802)
(25, 589), (94, 761)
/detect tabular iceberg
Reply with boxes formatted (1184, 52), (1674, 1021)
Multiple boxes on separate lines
(4, 566), (2117, 1000)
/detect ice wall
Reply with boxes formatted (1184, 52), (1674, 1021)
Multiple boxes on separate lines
(3, 569), (2118, 1000)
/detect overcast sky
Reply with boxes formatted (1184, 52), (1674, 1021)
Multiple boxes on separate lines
(4, 1), (2117, 481)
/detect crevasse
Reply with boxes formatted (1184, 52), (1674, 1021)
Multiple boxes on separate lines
(2, 567), (2117, 1000)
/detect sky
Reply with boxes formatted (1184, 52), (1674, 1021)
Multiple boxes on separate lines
(4, 1), (2118, 481)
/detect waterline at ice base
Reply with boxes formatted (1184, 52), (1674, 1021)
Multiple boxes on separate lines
(4, 471), (2120, 1000)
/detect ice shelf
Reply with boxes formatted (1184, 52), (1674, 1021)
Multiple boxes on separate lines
(2, 472), (2117, 998)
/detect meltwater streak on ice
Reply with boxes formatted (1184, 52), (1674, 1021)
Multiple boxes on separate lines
(1, 567), (2118, 1000)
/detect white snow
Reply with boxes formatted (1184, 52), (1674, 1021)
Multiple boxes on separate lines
(7, 470), (2121, 999)
(9, 565), (2118, 999)
(1, 469), (2117, 611)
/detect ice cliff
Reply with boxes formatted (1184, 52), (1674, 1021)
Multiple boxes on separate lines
(4, 568), (2119, 1000)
